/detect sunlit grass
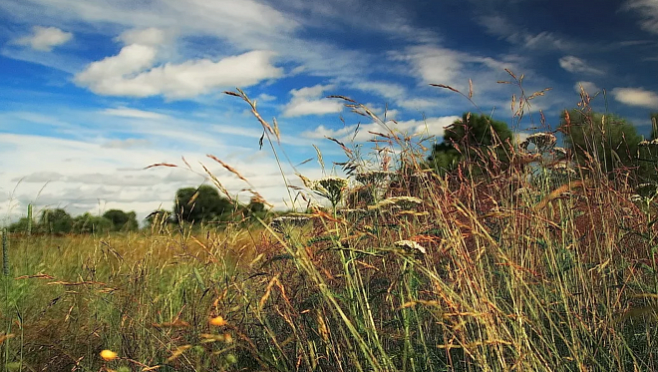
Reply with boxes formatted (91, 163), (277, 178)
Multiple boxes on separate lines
(1, 76), (658, 371)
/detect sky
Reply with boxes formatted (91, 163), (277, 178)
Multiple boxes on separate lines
(1, 0), (658, 224)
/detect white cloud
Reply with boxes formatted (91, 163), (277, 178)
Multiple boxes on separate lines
(559, 56), (603, 75)
(102, 107), (169, 120)
(391, 45), (464, 86)
(623, 0), (658, 34)
(258, 93), (277, 102)
(102, 138), (151, 149)
(116, 27), (171, 46)
(612, 87), (658, 108)
(351, 81), (406, 100)
(302, 115), (460, 142)
(75, 47), (283, 99)
(282, 84), (343, 117)
(478, 15), (580, 52)
(0, 131), (323, 224)
(16, 26), (72, 51)
(574, 81), (600, 94)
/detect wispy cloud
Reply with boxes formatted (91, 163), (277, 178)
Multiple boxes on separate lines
(102, 107), (169, 120)
(559, 56), (604, 75)
(623, 0), (658, 34)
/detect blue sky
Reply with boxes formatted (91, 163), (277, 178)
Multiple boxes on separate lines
(1, 0), (658, 222)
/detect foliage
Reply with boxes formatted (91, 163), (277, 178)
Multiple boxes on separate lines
(38, 208), (73, 234)
(426, 112), (513, 175)
(174, 185), (234, 224)
(102, 209), (139, 232)
(72, 213), (113, 234)
(560, 109), (657, 183)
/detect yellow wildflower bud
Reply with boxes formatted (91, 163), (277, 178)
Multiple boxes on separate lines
(209, 316), (227, 326)
(100, 349), (118, 361)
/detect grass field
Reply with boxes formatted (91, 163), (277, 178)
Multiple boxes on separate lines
(2, 88), (658, 372)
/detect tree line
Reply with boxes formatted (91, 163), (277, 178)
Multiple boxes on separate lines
(9, 108), (657, 235)
(427, 109), (658, 185)
(9, 185), (268, 235)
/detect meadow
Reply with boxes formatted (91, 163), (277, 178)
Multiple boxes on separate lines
(2, 81), (658, 372)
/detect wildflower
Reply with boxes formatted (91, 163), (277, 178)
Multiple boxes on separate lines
(629, 194), (644, 203)
(338, 208), (368, 216)
(100, 349), (118, 361)
(223, 333), (233, 344)
(354, 170), (394, 185)
(520, 132), (557, 153)
(310, 176), (349, 207)
(269, 215), (312, 233)
(639, 138), (658, 147)
(371, 196), (423, 210)
(394, 240), (427, 255)
(210, 316), (227, 327)
(553, 147), (568, 158)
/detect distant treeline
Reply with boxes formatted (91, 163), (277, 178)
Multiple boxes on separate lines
(8, 185), (270, 235)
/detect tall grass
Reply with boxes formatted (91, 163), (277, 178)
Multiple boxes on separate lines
(1, 78), (658, 371)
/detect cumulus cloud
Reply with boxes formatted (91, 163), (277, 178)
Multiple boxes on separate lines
(16, 26), (72, 51)
(611, 87), (658, 108)
(559, 56), (603, 75)
(574, 81), (600, 94)
(75, 46), (283, 99)
(302, 116), (460, 142)
(282, 84), (343, 117)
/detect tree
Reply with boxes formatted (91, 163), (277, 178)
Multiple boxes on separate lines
(145, 210), (172, 226)
(39, 208), (73, 234)
(102, 209), (138, 231)
(72, 213), (113, 234)
(8, 217), (33, 233)
(559, 109), (652, 182)
(427, 113), (513, 175)
(174, 185), (233, 224)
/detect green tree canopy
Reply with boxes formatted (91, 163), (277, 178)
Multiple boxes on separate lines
(72, 213), (113, 234)
(102, 209), (138, 231)
(427, 113), (513, 175)
(559, 109), (655, 183)
(145, 209), (172, 226)
(39, 208), (73, 234)
(174, 185), (233, 224)
(8, 217), (33, 233)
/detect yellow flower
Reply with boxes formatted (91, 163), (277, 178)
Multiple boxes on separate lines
(100, 349), (118, 361)
(209, 316), (227, 326)
(223, 333), (233, 344)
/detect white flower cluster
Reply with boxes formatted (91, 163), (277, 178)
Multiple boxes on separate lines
(372, 196), (423, 210)
(269, 215), (312, 233)
(394, 240), (427, 255)
(520, 132), (557, 153)
(639, 138), (658, 147)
